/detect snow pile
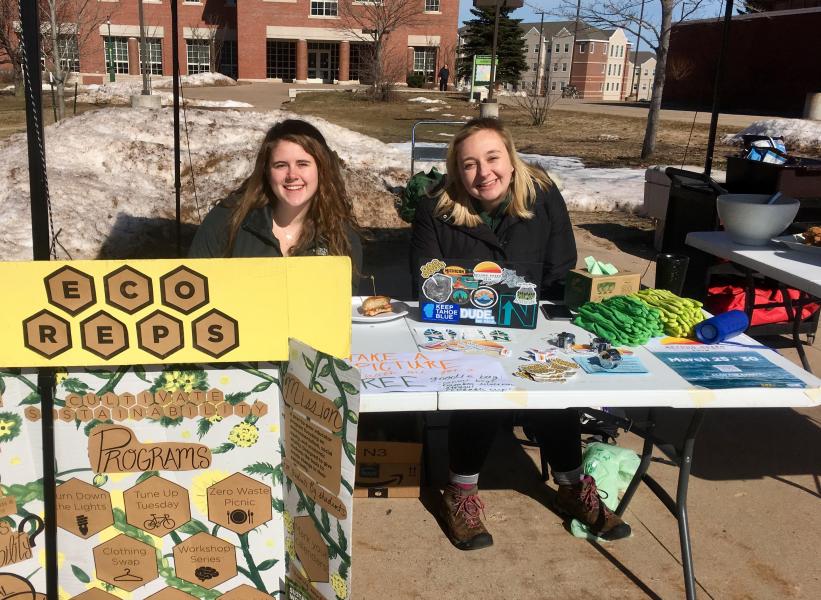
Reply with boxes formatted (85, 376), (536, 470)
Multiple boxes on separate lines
(425, 107), (441, 112)
(0, 108), (409, 261)
(153, 73), (237, 89)
(389, 143), (646, 213)
(75, 81), (251, 108)
(408, 96), (445, 104)
(722, 118), (821, 151)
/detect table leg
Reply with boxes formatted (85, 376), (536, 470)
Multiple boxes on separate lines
(615, 409), (656, 516)
(676, 409), (705, 600)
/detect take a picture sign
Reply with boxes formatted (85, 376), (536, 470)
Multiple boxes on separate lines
(417, 259), (541, 329)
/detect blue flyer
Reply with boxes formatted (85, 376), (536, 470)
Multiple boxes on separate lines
(654, 351), (807, 389)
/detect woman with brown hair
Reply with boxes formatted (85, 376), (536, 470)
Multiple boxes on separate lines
(411, 117), (630, 550)
(189, 119), (361, 287)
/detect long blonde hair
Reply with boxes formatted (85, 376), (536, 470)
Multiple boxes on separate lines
(223, 119), (357, 259)
(435, 118), (553, 227)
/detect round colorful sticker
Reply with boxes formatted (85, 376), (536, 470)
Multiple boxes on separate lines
(470, 287), (498, 309)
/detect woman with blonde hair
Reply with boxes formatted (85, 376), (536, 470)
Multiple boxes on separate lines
(189, 119), (361, 287)
(411, 117), (630, 550)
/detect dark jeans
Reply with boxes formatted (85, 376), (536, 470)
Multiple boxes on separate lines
(449, 409), (582, 476)
(439, 79), (447, 92)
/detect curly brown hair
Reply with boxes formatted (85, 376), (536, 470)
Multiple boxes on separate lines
(223, 119), (357, 260)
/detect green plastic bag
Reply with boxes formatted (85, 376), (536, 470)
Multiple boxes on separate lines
(570, 442), (640, 540)
(398, 167), (444, 223)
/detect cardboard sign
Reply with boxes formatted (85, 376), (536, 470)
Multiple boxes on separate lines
(418, 259), (540, 329)
(91, 533), (159, 592)
(0, 494), (16, 518)
(171, 532), (238, 590)
(0, 521), (32, 568)
(0, 573), (46, 600)
(282, 339), (360, 600)
(87, 424), (212, 473)
(0, 257), (351, 367)
(123, 476), (192, 537)
(206, 473), (273, 535)
(56, 478), (114, 539)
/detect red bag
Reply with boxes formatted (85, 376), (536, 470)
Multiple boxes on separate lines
(706, 281), (820, 326)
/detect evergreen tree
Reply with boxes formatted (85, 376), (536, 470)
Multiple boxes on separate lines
(458, 6), (527, 86)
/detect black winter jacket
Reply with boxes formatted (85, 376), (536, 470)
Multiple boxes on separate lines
(189, 201), (362, 291)
(410, 183), (577, 300)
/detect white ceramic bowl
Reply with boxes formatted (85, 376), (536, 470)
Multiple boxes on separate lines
(717, 193), (799, 246)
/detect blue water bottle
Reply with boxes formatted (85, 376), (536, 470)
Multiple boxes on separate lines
(694, 310), (750, 344)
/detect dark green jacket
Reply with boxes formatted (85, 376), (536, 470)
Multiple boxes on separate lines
(189, 202), (362, 291)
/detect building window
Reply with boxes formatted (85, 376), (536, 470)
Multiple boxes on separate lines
(524, 46), (529, 53)
(607, 64), (611, 76)
(552, 62), (558, 72)
(564, 43), (569, 52)
(616, 82), (620, 91)
(267, 41), (296, 80)
(562, 62), (567, 72)
(413, 47), (437, 82)
(551, 81), (556, 90)
(534, 46), (539, 53)
(606, 82), (610, 91)
(578, 42), (586, 53)
(138, 38), (163, 76)
(560, 81), (566, 90)
(642, 83), (647, 90)
(104, 36), (129, 74)
(532, 62), (538, 71)
(425, 0), (440, 11)
(619, 46), (624, 57)
(311, 1), (338, 16)
(644, 68), (648, 76)
(58, 35), (80, 72)
(349, 42), (371, 82)
(219, 39), (238, 79)
(590, 42), (595, 52)
(186, 39), (210, 74)
(555, 43), (560, 52)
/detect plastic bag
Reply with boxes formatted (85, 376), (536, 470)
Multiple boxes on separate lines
(398, 167), (444, 223)
(570, 442), (640, 540)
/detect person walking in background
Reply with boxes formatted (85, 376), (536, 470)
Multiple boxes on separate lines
(438, 64), (450, 92)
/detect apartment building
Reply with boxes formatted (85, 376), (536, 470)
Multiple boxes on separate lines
(11, 1), (458, 86)
(626, 51), (655, 101)
(517, 21), (631, 99)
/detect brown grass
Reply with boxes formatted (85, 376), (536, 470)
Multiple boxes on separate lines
(287, 91), (753, 170)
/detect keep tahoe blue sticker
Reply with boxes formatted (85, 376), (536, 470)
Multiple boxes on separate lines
(421, 302), (460, 323)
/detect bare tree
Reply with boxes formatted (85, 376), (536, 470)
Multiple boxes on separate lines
(0, 0), (24, 95)
(40, 0), (104, 121)
(513, 86), (561, 126)
(186, 19), (225, 75)
(337, 0), (422, 101)
(557, 0), (711, 158)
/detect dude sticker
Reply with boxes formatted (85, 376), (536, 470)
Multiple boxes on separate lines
(418, 259), (540, 329)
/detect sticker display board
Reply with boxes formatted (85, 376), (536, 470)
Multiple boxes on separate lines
(0, 257), (351, 367)
(281, 339), (360, 600)
(418, 259), (540, 328)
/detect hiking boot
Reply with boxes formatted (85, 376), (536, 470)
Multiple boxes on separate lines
(439, 484), (494, 551)
(555, 475), (631, 541)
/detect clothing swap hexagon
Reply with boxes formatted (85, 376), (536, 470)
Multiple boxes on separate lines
(22, 263), (239, 362)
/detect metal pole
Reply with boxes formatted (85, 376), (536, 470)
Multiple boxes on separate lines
(19, 4), (58, 599)
(106, 18), (115, 83)
(536, 12), (545, 95)
(630, 0), (645, 100)
(568, 0), (581, 95)
(704, 0), (734, 178)
(138, 0), (150, 94)
(171, 0), (182, 256)
(488, 0), (501, 101)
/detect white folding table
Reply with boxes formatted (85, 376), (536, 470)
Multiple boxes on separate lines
(351, 300), (821, 600)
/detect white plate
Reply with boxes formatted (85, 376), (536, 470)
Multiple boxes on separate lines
(351, 297), (410, 323)
(772, 234), (821, 256)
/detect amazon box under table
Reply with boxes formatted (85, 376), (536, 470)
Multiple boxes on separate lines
(564, 269), (641, 310)
(354, 441), (423, 498)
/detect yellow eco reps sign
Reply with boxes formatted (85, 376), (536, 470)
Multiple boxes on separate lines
(0, 257), (351, 367)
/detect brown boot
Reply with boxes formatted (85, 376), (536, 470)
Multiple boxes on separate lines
(556, 475), (631, 541)
(439, 484), (494, 551)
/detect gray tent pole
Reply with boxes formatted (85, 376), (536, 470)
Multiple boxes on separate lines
(704, 0), (734, 178)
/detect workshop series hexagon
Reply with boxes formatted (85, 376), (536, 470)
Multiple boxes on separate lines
(172, 532), (237, 589)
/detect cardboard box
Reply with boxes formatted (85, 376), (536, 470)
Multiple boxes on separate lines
(354, 441), (422, 498)
(564, 269), (641, 309)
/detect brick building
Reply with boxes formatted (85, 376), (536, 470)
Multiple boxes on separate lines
(5, 1), (459, 85)
(663, 7), (821, 116)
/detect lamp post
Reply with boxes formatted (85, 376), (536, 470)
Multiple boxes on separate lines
(106, 17), (115, 82)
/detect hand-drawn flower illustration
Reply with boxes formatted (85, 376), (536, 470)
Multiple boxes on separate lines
(191, 470), (230, 515)
(156, 368), (207, 394)
(228, 422), (259, 447)
(0, 412), (22, 443)
(331, 571), (348, 599)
